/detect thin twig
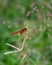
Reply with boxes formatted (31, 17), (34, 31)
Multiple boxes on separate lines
(4, 35), (27, 55)
(21, 54), (27, 60)
(6, 43), (20, 50)
(21, 35), (27, 50)
(4, 49), (22, 55)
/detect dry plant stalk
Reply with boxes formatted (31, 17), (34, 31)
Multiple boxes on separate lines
(4, 35), (28, 55)
(4, 34), (37, 65)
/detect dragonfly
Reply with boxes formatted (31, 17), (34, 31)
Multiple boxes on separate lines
(9, 27), (27, 36)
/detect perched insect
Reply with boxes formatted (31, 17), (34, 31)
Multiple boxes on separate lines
(9, 27), (27, 36)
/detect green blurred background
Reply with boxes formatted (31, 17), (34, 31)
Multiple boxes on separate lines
(0, 0), (52, 65)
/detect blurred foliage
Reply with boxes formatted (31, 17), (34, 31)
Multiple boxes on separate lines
(0, 0), (52, 65)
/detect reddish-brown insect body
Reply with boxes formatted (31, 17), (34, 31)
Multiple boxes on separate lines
(9, 27), (27, 36)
